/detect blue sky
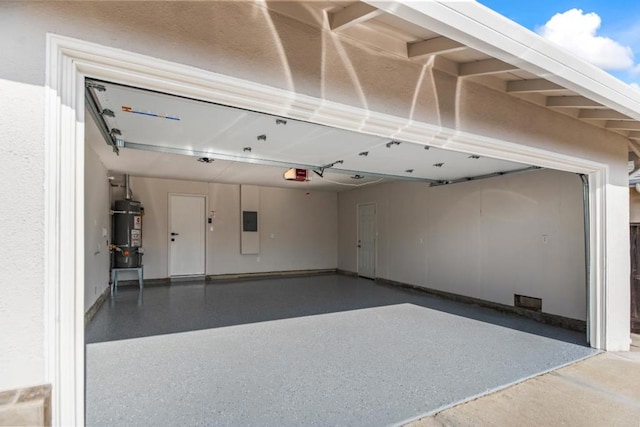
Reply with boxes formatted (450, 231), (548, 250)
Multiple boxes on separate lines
(478, 0), (640, 87)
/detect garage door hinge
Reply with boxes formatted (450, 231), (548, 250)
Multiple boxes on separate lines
(86, 81), (106, 92)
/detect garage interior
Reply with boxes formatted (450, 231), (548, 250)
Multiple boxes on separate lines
(83, 79), (595, 425)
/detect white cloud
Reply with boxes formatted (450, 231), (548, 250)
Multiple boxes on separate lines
(538, 9), (636, 70)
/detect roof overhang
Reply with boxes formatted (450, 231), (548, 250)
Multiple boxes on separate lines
(275, 0), (640, 142)
(366, 1), (640, 119)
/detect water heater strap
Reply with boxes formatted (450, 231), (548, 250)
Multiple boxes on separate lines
(111, 210), (141, 215)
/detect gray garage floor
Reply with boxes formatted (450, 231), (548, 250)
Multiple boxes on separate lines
(85, 275), (597, 426)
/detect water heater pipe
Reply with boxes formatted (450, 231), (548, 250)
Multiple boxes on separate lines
(125, 174), (132, 200)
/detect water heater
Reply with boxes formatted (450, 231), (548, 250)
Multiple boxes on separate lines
(112, 176), (143, 268)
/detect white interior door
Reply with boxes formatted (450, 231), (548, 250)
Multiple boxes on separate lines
(358, 203), (376, 279)
(169, 194), (205, 276)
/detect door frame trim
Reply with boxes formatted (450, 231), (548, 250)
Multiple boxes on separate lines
(357, 202), (377, 279)
(45, 33), (621, 426)
(167, 193), (207, 277)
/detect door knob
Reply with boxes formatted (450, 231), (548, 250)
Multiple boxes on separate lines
(171, 232), (179, 236)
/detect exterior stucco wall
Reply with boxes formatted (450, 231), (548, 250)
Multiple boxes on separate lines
(0, 77), (45, 390)
(0, 1), (630, 390)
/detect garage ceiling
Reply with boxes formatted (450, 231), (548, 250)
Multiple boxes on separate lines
(86, 80), (533, 191)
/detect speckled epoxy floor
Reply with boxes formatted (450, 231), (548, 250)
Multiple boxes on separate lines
(85, 275), (597, 426)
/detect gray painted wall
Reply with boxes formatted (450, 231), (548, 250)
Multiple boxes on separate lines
(338, 169), (586, 320)
(84, 172), (338, 311)
(125, 176), (338, 281)
(84, 143), (111, 312)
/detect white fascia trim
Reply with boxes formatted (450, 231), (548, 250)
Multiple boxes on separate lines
(365, 1), (640, 121)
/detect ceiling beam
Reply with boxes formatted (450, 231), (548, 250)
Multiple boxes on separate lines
(431, 56), (459, 76)
(578, 109), (632, 120)
(629, 131), (640, 140)
(329, 3), (383, 31)
(407, 36), (466, 59)
(546, 96), (602, 108)
(606, 120), (640, 131)
(506, 79), (564, 93)
(459, 58), (518, 77)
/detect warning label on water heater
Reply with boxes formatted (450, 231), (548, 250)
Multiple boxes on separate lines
(134, 216), (142, 230)
(131, 229), (141, 247)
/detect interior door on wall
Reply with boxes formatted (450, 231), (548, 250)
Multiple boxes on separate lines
(358, 203), (376, 279)
(169, 195), (205, 276)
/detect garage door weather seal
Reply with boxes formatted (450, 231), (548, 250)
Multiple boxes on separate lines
(580, 173), (591, 345)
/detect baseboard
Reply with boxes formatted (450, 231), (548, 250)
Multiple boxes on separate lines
(114, 270), (337, 287)
(206, 269), (336, 282)
(115, 269), (336, 286)
(373, 276), (586, 333)
(84, 286), (110, 326)
(336, 269), (359, 278)
(171, 275), (205, 283)
(114, 277), (171, 287)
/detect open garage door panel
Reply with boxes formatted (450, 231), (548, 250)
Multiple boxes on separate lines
(85, 79), (536, 187)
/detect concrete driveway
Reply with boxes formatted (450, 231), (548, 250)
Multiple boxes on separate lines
(409, 335), (640, 427)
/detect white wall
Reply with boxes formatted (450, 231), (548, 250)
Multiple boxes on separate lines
(121, 176), (337, 279)
(0, 1), (631, 391)
(338, 169), (587, 320)
(84, 131), (111, 312)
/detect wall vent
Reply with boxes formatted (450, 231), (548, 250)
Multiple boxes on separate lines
(514, 294), (542, 312)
